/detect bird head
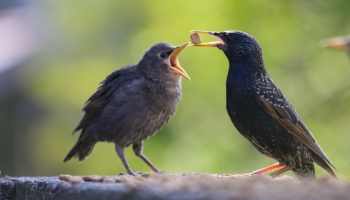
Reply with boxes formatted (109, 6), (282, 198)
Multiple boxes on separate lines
(320, 34), (350, 55)
(139, 42), (190, 81)
(190, 30), (262, 63)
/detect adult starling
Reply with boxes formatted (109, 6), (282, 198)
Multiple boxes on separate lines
(320, 34), (350, 55)
(191, 30), (336, 180)
(64, 42), (190, 175)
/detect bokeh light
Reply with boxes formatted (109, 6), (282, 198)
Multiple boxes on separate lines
(1, 0), (350, 180)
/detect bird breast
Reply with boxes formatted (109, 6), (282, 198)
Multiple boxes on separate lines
(115, 82), (181, 146)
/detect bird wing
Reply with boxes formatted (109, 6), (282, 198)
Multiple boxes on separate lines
(253, 77), (335, 169)
(73, 67), (135, 133)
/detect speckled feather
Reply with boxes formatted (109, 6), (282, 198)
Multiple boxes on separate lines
(216, 31), (336, 180)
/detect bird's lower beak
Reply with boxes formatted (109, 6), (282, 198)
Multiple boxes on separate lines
(169, 42), (191, 80)
(320, 35), (350, 51)
(190, 30), (225, 47)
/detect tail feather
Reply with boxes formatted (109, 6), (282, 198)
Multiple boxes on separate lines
(64, 139), (96, 162)
(312, 152), (337, 178)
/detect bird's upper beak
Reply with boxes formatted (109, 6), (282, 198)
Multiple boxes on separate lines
(169, 42), (191, 80)
(320, 35), (350, 51)
(190, 30), (225, 47)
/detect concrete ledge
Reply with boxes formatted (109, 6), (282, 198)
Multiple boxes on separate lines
(1, 174), (350, 200)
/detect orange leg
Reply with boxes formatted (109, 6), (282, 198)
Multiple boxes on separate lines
(269, 166), (291, 178)
(250, 163), (285, 176)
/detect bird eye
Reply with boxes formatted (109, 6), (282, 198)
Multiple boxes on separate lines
(159, 53), (167, 59)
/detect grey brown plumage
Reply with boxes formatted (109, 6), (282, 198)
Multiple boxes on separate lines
(64, 42), (190, 175)
(192, 30), (336, 180)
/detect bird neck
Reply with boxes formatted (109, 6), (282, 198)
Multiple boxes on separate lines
(144, 77), (182, 107)
(226, 59), (267, 88)
(226, 61), (267, 100)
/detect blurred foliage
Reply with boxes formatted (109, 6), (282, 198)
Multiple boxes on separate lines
(1, 0), (350, 180)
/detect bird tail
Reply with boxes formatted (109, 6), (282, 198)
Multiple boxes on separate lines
(63, 138), (96, 162)
(312, 152), (337, 178)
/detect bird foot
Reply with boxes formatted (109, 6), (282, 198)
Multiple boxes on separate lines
(249, 163), (285, 176)
(156, 170), (167, 175)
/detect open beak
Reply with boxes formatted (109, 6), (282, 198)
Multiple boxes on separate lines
(190, 30), (225, 47)
(169, 42), (191, 80)
(320, 35), (350, 51)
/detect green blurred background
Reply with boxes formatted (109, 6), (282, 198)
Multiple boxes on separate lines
(0, 0), (350, 180)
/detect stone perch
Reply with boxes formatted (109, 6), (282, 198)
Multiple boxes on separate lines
(1, 173), (349, 200)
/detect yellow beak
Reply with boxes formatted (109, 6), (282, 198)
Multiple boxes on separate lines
(169, 42), (191, 80)
(190, 30), (224, 47)
(320, 35), (350, 51)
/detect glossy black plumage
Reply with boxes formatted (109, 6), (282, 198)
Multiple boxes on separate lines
(192, 30), (336, 180)
(64, 42), (190, 175)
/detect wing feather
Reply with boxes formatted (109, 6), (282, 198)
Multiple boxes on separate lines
(73, 67), (136, 133)
(254, 77), (335, 169)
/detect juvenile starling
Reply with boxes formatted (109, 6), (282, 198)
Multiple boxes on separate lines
(191, 30), (336, 180)
(320, 34), (350, 55)
(64, 42), (190, 175)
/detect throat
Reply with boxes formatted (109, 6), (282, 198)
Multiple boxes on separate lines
(227, 63), (254, 87)
(226, 61), (266, 96)
(148, 78), (181, 96)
